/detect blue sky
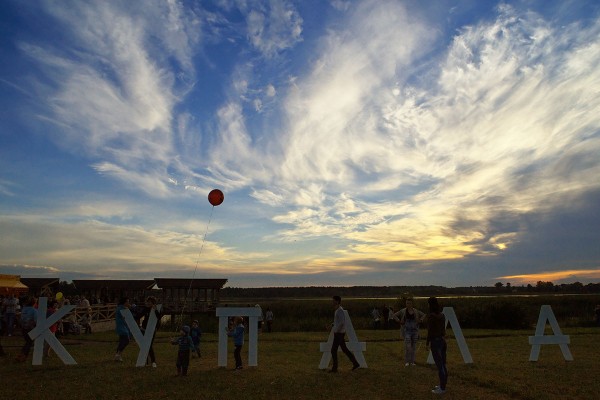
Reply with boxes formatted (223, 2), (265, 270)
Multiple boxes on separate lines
(1, 0), (599, 288)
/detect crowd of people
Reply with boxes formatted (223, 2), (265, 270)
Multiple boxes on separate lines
(0, 294), (95, 362)
(0, 293), (94, 338)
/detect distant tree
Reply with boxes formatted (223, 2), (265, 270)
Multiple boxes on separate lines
(58, 281), (77, 296)
(536, 281), (554, 292)
(495, 282), (504, 290)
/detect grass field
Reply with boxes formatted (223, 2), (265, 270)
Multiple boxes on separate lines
(1, 327), (598, 400)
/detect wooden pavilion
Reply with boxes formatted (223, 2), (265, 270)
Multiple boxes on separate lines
(153, 278), (228, 314)
(0, 274), (29, 296)
(20, 277), (60, 298)
(72, 279), (156, 304)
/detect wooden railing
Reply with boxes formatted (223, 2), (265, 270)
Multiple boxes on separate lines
(64, 304), (117, 324)
(62, 301), (215, 325)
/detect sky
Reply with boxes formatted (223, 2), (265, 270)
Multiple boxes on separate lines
(1, 0), (599, 288)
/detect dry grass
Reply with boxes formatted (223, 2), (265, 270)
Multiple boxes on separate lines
(0, 327), (598, 400)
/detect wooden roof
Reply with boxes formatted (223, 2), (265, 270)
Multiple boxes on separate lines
(72, 280), (155, 291)
(0, 274), (29, 291)
(154, 278), (228, 289)
(20, 277), (60, 288)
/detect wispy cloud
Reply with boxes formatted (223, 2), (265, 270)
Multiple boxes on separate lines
(19, 0), (201, 196)
(251, 4), (600, 269)
(3, 1), (599, 286)
(244, 0), (303, 58)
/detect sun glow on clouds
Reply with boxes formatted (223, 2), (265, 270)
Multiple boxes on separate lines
(500, 269), (600, 285)
(2, 1), (600, 285)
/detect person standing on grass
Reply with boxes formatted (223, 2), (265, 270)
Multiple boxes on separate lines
(329, 295), (360, 373)
(190, 320), (202, 357)
(265, 308), (274, 333)
(393, 298), (426, 367)
(3, 294), (19, 337)
(426, 296), (447, 395)
(227, 316), (245, 370)
(171, 325), (195, 376)
(141, 296), (160, 367)
(114, 297), (131, 362)
(16, 296), (37, 362)
(44, 301), (59, 357)
(371, 307), (381, 330)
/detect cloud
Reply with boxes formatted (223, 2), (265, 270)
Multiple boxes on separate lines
(4, 1), (599, 286)
(0, 264), (61, 276)
(0, 179), (17, 197)
(244, 0), (303, 58)
(499, 269), (600, 285)
(0, 211), (270, 278)
(18, 0), (201, 196)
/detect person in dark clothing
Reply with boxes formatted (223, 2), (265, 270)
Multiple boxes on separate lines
(17, 297), (37, 362)
(141, 296), (160, 367)
(329, 295), (360, 373)
(114, 297), (131, 362)
(190, 320), (202, 357)
(426, 296), (447, 395)
(171, 325), (195, 376)
(227, 316), (245, 370)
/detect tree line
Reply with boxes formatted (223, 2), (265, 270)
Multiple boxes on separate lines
(221, 281), (600, 299)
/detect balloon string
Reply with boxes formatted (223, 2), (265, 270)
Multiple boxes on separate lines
(179, 205), (214, 325)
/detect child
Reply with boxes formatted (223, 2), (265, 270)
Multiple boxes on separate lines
(190, 320), (202, 358)
(227, 316), (245, 370)
(171, 325), (195, 376)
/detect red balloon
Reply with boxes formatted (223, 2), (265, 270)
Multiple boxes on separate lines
(208, 189), (224, 206)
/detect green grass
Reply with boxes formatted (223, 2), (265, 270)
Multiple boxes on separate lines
(1, 327), (599, 399)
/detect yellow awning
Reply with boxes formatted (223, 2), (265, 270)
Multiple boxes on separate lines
(0, 274), (29, 292)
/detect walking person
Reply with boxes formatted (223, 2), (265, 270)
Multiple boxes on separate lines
(328, 295), (360, 372)
(114, 297), (131, 362)
(393, 298), (425, 366)
(426, 297), (448, 395)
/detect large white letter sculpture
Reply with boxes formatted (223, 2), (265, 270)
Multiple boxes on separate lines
(427, 307), (473, 364)
(121, 305), (162, 367)
(29, 297), (76, 365)
(529, 305), (573, 361)
(216, 307), (261, 367)
(319, 309), (367, 369)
